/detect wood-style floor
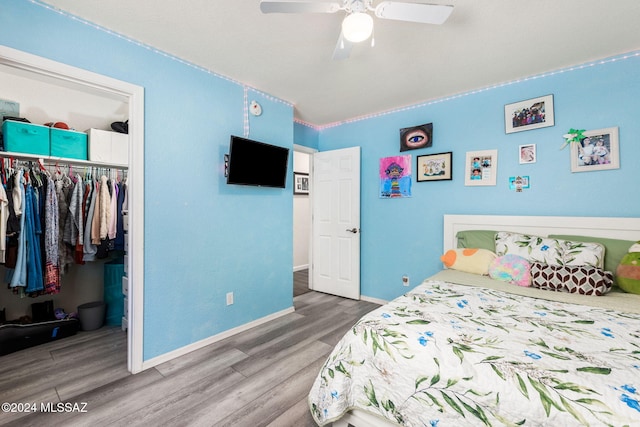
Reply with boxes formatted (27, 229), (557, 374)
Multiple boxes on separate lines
(0, 281), (379, 426)
(293, 268), (310, 297)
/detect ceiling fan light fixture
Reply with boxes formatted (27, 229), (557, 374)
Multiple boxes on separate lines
(342, 12), (373, 43)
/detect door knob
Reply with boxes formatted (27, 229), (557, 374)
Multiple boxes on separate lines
(346, 228), (359, 234)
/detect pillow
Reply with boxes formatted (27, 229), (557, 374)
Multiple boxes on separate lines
(616, 243), (640, 294)
(495, 231), (563, 265)
(488, 254), (531, 287)
(557, 239), (606, 269)
(549, 234), (636, 281)
(456, 230), (497, 251)
(495, 231), (605, 268)
(441, 248), (496, 275)
(530, 263), (613, 296)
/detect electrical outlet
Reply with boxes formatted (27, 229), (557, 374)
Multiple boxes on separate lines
(226, 292), (234, 306)
(402, 275), (410, 287)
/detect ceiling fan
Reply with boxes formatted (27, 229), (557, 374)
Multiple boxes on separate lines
(260, 0), (454, 60)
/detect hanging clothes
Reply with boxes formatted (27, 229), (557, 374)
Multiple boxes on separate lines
(114, 180), (126, 251)
(99, 174), (111, 240)
(82, 178), (98, 262)
(4, 169), (21, 270)
(9, 170), (27, 290)
(1, 159), (127, 298)
(63, 173), (84, 248)
(108, 177), (118, 240)
(55, 171), (75, 274)
(44, 175), (60, 294)
(24, 181), (44, 294)
(0, 182), (9, 263)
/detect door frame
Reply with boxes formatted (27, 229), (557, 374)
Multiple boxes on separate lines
(293, 144), (317, 290)
(0, 45), (146, 373)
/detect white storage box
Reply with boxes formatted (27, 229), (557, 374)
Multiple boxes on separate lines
(87, 128), (128, 164)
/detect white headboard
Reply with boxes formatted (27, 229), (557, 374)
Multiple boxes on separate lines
(444, 214), (640, 251)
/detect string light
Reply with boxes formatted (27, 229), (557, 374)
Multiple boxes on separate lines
(243, 86), (250, 137)
(29, 0), (293, 109)
(28, 1), (640, 132)
(305, 50), (640, 130)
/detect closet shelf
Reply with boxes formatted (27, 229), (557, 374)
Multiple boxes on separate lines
(0, 151), (128, 169)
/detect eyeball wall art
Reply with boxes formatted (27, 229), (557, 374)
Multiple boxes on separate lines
(399, 122), (433, 152)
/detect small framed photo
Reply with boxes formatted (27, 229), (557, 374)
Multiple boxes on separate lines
(570, 127), (620, 173)
(505, 94), (554, 134)
(519, 144), (536, 164)
(399, 122), (433, 152)
(294, 172), (309, 195)
(417, 152), (452, 182)
(509, 175), (530, 190)
(465, 149), (498, 186)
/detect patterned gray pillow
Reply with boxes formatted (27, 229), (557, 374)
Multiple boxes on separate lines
(530, 262), (613, 296)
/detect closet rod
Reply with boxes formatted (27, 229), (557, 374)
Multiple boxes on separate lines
(0, 151), (128, 169)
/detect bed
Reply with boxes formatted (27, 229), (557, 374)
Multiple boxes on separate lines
(308, 215), (640, 427)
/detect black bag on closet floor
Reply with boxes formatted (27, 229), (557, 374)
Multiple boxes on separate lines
(31, 300), (55, 323)
(0, 318), (80, 356)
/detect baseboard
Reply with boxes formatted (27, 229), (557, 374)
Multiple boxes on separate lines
(140, 306), (295, 371)
(360, 295), (388, 305)
(293, 264), (309, 272)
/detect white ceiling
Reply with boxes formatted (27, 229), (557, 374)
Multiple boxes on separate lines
(41, 0), (640, 127)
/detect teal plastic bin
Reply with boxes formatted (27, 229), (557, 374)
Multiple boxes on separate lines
(50, 128), (88, 160)
(104, 259), (125, 326)
(2, 120), (50, 155)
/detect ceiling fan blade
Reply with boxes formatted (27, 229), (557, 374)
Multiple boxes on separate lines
(374, 2), (453, 24)
(260, 1), (342, 14)
(332, 33), (353, 60)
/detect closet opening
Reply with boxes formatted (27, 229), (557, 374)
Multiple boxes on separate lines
(0, 45), (145, 373)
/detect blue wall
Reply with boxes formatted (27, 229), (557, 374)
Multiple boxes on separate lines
(294, 121), (319, 149)
(1, 0), (294, 360)
(313, 53), (640, 301)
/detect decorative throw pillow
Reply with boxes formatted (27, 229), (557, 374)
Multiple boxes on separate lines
(441, 248), (496, 275)
(495, 231), (605, 269)
(488, 254), (531, 287)
(530, 262), (613, 296)
(557, 239), (605, 269)
(495, 232), (563, 265)
(616, 241), (640, 294)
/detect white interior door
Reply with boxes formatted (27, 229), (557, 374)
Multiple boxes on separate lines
(311, 146), (361, 299)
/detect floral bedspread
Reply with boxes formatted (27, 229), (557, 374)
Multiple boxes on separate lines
(308, 280), (640, 426)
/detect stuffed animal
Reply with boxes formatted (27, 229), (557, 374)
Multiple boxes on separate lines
(441, 248), (496, 275)
(616, 241), (640, 294)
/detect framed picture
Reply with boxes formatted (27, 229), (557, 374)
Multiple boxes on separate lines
(509, 175), (530, 190)
(379, 155), (412, 198)
(465, 149), (498, 186)
(519, 144), (536, 164)
(417, 152), (452, 182)
(294, 172), (309, 194)
(570, 127), (620, 173)
(505, 94), (554, 134)
(399, 122), (433, 151)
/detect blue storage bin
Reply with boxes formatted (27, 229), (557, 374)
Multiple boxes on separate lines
(50, 128), (88, 160)
(104, 259), (125, 326)
(2, 120), (50, 156)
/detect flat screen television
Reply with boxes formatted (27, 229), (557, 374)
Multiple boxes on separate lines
(226, 135), (289, 188)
